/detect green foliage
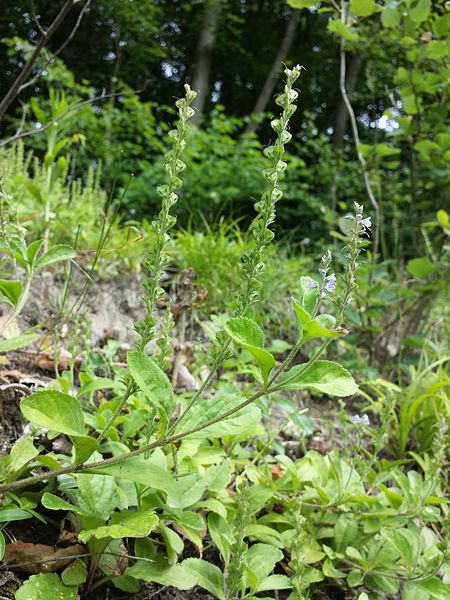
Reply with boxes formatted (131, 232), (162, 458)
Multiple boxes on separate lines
(15, 573), (80, 600)
(0, 22), (449, 600)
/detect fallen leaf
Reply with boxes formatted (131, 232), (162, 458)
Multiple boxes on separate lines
(5, 542), (85, 573)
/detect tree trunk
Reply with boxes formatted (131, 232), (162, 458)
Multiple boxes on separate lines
(191, 0), (222, 122)
(0, 0), (79, 122)
(332, 53), (362, 149)
(245, 12), (300, 134)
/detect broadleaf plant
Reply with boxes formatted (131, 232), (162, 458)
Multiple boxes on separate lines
(1, 63), (445, 600)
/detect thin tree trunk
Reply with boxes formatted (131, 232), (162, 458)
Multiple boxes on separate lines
(245, 12), (299, 134)
(332, 53), (362, 149)
(191, 0), (222, 122)
(0, 0), (79, 122)
(104, 28), (123, 169)
(338, 0), (379, 268)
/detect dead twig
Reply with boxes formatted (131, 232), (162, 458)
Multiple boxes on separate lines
(0, 383), (33, 397)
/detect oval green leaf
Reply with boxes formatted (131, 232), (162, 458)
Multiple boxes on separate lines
(277, 360), (358, 397)
(21, 390), (85, 436)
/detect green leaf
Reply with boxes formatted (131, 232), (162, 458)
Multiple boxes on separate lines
(224, 316), (275, 383)
(299, 277), (318, 315)
(407, 257), (435, 279)
(287, 0), (317, 8)
(347, 569), (363, 587)
(245, 524), (284, 547)
(126, 556), (197, 589)
(327, 19), (359, 41)
(350, 0), (378, 17)
(277, 360), (358, 397)
(414, 139), (440, 161)
(0, 279), (22, 309)
(292, 297), (309, 340)
(437, 209), (450, 231)
(71, 435), (98, 465)
(76, 473), (119, 521)
(0, 437), (39, 482)
(365, 574), (399, 594)
(406, 578), (450, 600)
(111, 575), (140, 593)
(42, 492), (84, 515)
(21, 390), (85, 436)
(223, 316), (262, 348)
(245, 543), (283, 583)
(61, 560), (87, 586)
(128, 351), (175, 418)
(15, 573), (80, 600)
(375, 143), (400, 157)
(208, 513), (234, 563)
(79, 509), (158, 543)
(77, 377), (122, 398)
(205, 461), (232, 493)
(166, 473), (206, 509)
(0, 531), (5, 561)
(26, 239), (44, 268)
(25, 182), (44, 204)
(34, 245), (76, 270)
(0, 333), (39, 353)
(409, 0), (431, 23)
(303, 314), (342, 342)
(175, 393), (261, 440)
(256, 575), (292, 592)
(160, 524), (184, 563)
(403, 94), (422, 115)
(382, 529), (414, 570)
(0, 332), (39, 354)
(182, 558), (225, 599)
(426, 39), (448, 59)
(85, 457), (175, 494)
(0, 505), (34, 522)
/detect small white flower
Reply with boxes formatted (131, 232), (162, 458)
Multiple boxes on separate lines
(351, 414), (370, 426)
(361, 216), (372, 230)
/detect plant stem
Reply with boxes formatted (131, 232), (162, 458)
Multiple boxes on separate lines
(0, 338), (336, 495)
(168, 337), (231, 434)
(0, 386), (265, 494)
(96, 383), (134, 443)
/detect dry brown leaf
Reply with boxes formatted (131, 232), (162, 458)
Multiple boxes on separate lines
(4, 542), (85, 573)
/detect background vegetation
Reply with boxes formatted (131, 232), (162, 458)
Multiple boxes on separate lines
(0, 1), (448, 599)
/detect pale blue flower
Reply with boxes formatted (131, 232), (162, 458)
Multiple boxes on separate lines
(325, 273), (336, 293)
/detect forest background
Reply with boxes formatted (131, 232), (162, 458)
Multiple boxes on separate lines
(0, 1), (449, 599)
